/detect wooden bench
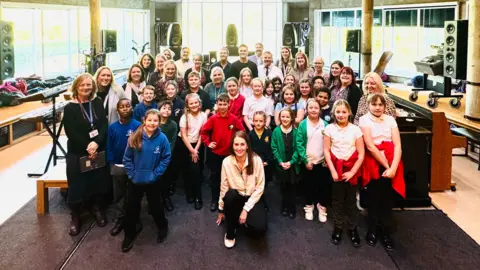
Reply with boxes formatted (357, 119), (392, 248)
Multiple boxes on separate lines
(451, 127), (480, 171)
(36, 163), (68, 215)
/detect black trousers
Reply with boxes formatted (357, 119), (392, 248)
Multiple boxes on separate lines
(124, 180), (168, 238)
(276, 167), (296, 212)
(111, 165), (128, 219)
(161, 139), (183, 198)
(179, 141), (204, 200)
(224, 190), (267, 240)
(303, 163), (332, 206)
(332, 181), (358, 230)
(367, 176), (394, 233)
(208, 152), (227, 203)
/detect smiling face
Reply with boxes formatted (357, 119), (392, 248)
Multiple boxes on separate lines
(316, 91), (329, 107)
(232, 136), (248, 158)
(217, 100), (229, 115)
(159, 104), (172, 119)
(263, 53), (272, 67)
(117, 99), (132, 119)
(142, 88), (155, 102)
(130, 66), (142, 83)
(273, 80), (282, 92)
(280, 110), (292, 128)
(284, 75), (295, 85)
(219, 48), (228, 61)
(265, 83), (274, 96)
(365, 76), (378, 94)
(181, 48), (191, 61)
(255, 44), (263, 56)
(283, 89), (295, 104)
(239, 46), (248, 59)
(307, 100), (320, 119)
(212, 70), (223, 84)
(188, 75), (200, 89)
(165, 63), (176, 78)
(187, 97), (201, 113)
(163, 49), (172, 60)
(296, 55), (306, 68)
(299, 82), (311, 98)
(331, 64), (342, 77)
(193, 55), (202, 69)
(314, 57), (324, 72)
(141, 56), (151, 69)
(165, 84), (177, 99)
(241, 71), (251, 84)
(340, 70), (353, 86)
(226, 80), (238, 96)
(313, 78), (325, 90)
(77, 77), (94, 99)
(369, 97), (385, 117)
(253, 114), (266, 130)
(144, 113), (160, 133)
(156, 57), (165, 71)
(97, 69), (112, 87)
(281, 48), (290, 61)
(252, 80), (263, 97)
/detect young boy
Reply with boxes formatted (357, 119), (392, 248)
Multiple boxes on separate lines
(106, 98), (141, 236)
(316, 86), (332, 123)
(158, 100), (178, 211)
(180, 71), (213, 115)
(200, 93), (244, 211)
(133, 85), (157, 122)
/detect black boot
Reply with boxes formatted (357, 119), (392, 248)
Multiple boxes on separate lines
(110, 217), (124, 236)
(157, 227), (169, 243)
(366, 229), (378, 247)
(121, 237), (134, 252)
(381, 232), (395, 252)
(163, 197), (174, 212)
(331, 227), (342, 245)
(69, 213), (81, 236)
(194, 198), (203, 210)
(348, 227), (361, 248)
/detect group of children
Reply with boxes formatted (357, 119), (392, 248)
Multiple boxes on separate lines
(104, 69), (403, 253)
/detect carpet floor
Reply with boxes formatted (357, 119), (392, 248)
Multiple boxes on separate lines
(0, 181), (479, 270)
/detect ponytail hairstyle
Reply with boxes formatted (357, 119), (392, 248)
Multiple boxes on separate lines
(184, 93), (202, 132)
(128, 109), (161, 150)
(229, 131), (256, 175)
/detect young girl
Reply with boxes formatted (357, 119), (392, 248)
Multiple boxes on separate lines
(324, 99), (365, 247)
(296, 99), (330, 222)
(225, 77), (246, 121)
(271, 107), (299, 219)
(242, 78), (273, 131)
(249, 111), (274, 210)
(359, 93), (404, 252)
(274, 85), (305, 126)
(163, 80), (185, 124)
(122, 109), (171, 252)
(179, 93), (207, 208)
(263, 80), (276, 130)
(283, 74), (296, 87)
(316, 87), (332, 123)
(271, 76), (283, 104)
(298, 78), (314, 108)
(158, 101), (178, 211)
(239, 68), (253, 98)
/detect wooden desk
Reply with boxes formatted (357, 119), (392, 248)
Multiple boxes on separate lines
(36, 163), (67, 215)
(386, 84), (480, 133)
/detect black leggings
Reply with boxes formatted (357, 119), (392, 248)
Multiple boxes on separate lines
(332, 182), (358, 230)
(224, 190), (267, 240)
(302, 163), (332, 206)
(276, 167), (296, 212)
(208, 152), (227, 203)
(367, 176), (394, 233)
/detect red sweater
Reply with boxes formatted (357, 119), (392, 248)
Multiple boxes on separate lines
(228, 94), (246, 121)
(200, 112), (245, 156)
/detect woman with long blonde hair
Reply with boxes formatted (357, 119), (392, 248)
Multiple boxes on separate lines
(93, 66), (126, 124)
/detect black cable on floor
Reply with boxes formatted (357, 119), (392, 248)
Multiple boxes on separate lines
(57, 221), (95, 270)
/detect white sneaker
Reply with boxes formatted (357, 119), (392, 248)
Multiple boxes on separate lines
(317, 203), (327, 223)
(304, 205), (314, 221)
(224, 234), (235, 249)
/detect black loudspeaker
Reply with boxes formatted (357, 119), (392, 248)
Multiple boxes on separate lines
(282, 23), (297, 47)
(0, 21), (14, 80)
(346, 29), (361, 53)
(226, 24), (238, 47)
(102, 30), (117, 53)
(167, 23), (182, 47)
(209, 51), (217, 64)
(443, 20), (468, 80)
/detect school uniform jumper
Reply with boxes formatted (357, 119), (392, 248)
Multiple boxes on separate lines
(133, 101), (158, 122)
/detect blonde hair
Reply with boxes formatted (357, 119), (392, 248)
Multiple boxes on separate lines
(70, 73), (97, 100)
(239, 68), (253, 88)
(294, 51), (309, 71)
(331, 99), (352, 123)
(184, 93), (202, 132)
(362, 72), (384, 95)
(93, 66), (119, 90)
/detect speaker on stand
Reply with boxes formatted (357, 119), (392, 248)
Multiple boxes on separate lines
(346, 29), (361, 78)
(226, 24), (238, 57)
(167, 23), (182, 61)
(282, 23), (298, 57)
(102, 30), (117, 53)
(0, 21), (15, 81)
(443, 20), (468, 80)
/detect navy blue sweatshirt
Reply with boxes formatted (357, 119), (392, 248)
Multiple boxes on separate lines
(123, 128), (171, 185)
(133, 101), (158, 122)
(106, 119), (141, 165)
(249, 129), (274, 165)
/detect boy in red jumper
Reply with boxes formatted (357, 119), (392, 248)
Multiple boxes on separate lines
(200, 93), (245, 212)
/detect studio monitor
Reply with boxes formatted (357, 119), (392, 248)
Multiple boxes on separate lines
(102, 30), (117, 53)
(0, 21), (14, 80)
(209, 51), (217, 64)
(226, 24), (238, 47)
(282, 23), (297, 47)
(346, 29), (361, 53)
(443, 20), (468, 80)
(167, 23), (182, 47)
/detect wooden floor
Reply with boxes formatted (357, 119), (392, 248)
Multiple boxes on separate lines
(0, 131), (479, 244)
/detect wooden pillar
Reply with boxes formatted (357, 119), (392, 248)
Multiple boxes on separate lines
(465, 0), (480, 120)
(90, 0), (102, 51)
(361, 0), (373, 77)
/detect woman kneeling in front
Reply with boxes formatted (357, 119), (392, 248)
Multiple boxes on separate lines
(216, 131), (267, 248)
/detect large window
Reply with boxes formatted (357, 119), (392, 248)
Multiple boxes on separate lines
(1, 5), (149, 78)
(182, 0), (283, 59)
(314, 5), (456, 77)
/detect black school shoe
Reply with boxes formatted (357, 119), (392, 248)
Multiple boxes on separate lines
(121, 237), (134, 252)
(281, 208), (288, 217)
(194, 199), (203, 210)
(110, 218), (124, 236)
(157, 227), (169, 243)
(381, 233), (395, 252)
(348, 228), (361, 248)
(164, 197), (174, 212)
(366, 230), (378, 246)
(210, 202), (218, 212)
(331, 227), (342, 245)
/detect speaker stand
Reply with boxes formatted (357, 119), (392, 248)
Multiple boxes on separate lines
(409, 75), (463, 109)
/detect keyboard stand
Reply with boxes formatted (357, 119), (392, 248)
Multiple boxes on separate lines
(28, 95), (67, 178)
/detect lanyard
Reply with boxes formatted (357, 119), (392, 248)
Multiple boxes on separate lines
(78, 99), (94, 129)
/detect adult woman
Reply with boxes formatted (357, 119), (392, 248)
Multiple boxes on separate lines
(238, 68), (254, 98)
(204, 67), (225, 106)
(359, 94), (405, 252)
(327, 60), (344, 88)
(329, 66), (362, 116)
(63, 73), (109, 236)
(216, 131), (267, 248)
(93, 66), (126, 124)
(163, 48), (175, 60)
(353, 72), (396, 125)
(275, 46), (294, 77)
(122, 63), (146, 108)
(154, 60), (186, 102)
(225, 77), (245, 120)
(309, 56), (329, 82)
(139, 53), (155, 81)
(288, 52), (311, 82)
(184, 53), (210, 89)
(147, 54), (166, 86)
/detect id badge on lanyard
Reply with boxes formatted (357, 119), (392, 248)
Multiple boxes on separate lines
(78, 99), (98, 138)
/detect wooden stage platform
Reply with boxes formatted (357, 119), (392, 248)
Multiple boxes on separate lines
(386, 83), (480, 133)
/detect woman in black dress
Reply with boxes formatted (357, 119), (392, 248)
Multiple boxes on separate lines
(63, 73), (110, 236)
